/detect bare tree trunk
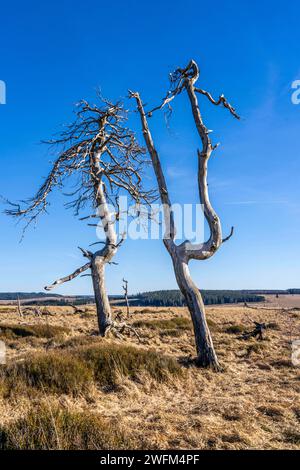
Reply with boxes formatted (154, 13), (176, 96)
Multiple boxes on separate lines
(130, 62), (238, 370)
(91, 257), (112, 336)
(22, 98), (153, 339)
(122, 278), (130, 318)
(171, 254), (220, 369)
(17, 295), (23, 318)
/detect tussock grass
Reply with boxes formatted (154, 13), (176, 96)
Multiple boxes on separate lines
(257, 405), (284, 420)
(133, 308), (174, 315)
(133, 317), (192, 331)
(224, 324), (245, 334)
(1, 342), (182, 396)
(283, 430), (300, 444)
(267, 322), (280, 330)
(0, 405), (134, 450)
(3, 352), (92, 396)
(76, 343), (182, 388)
(270, 359), (292, 368)
(133, 316), (220, 336)
(159, 329), (185, 337)
(293, 408), (300, 421)
(80, 310), (95, 318)
(0, 323), (69, 340)
(59, 335), (100, 349)
(0, 301), (299, 449)
(245, 342), (266, 356)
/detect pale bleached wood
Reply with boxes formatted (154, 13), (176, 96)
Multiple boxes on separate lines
(8, 97), (154, 337)
(130, 60), (239, 370)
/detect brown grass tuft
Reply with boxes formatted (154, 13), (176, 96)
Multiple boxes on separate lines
(76, 342), (183, 388)
(0, 323), (69, 340)
(3, 352), (93, 396)
(0, 405), (135, 450)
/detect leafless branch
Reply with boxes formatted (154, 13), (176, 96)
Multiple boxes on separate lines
(6, 96), (156, 232)
(222, 226), (234, 243)
(131, 59), (239, 369)
(194, 88), (240, 119)
(45, 262), (91, 290)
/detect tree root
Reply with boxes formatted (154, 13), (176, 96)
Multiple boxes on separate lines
(106, 321), (142, 342)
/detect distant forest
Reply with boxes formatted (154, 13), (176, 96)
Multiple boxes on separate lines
(0, 292), (62, 300)
(1, 289), (299, 307)
(134, 290), (266, 307)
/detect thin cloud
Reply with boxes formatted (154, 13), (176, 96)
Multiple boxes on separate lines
(225, 199), (288, 206)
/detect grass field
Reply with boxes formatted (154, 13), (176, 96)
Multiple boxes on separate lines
(0, 300), (299, 450)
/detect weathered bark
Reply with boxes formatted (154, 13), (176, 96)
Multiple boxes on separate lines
(130, 61), (238, 369)
(171, 254), (220, 369)
(17, 295), (23, 318)
(90, 150), (118, 335)
(91, 257), (112, 335)
(8, 97), (153, 338)
(122, 278), (130, 318)
(131, 90), (221, 369)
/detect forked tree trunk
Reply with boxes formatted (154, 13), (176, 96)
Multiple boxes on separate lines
(171, 254), (220, 370)
(130, 60), (239, 370)
(35, 99), (152, 339)
(91, 256), (112, 336)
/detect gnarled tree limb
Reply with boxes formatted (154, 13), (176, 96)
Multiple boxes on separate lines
(45, 262), (91, 291)
(131, 59), (239, 370)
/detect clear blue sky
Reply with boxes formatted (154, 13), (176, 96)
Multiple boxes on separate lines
(1, 0), (300, 295)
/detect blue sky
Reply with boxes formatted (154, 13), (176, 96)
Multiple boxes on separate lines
(0, 0), (300, 295)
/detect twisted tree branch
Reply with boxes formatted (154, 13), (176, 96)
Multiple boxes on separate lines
(45, 262), (91, 291)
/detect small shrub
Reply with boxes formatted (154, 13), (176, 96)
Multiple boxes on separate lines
(0, 323), (69, 340)
(0, 405), (134, 450)
(4, 352), (93, 396)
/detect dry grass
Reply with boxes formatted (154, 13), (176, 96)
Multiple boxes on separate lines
(0, 404), (136, 450)
(0, 323), (70, 340)
(1, 352), (93, 397)
(0, 342), (181, 398)
(0, 303), (299, 449)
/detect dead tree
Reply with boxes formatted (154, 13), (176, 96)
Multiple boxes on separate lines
(6, 96), (154, 337)
(17, 295), (23, 318)
(130, 60), (239, 370)
(122, 278), (130, 318)
(244, 302), (300, 313)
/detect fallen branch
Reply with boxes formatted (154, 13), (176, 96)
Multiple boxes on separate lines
(240, 322), (266, 341)
(244, 302), (300, 313)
